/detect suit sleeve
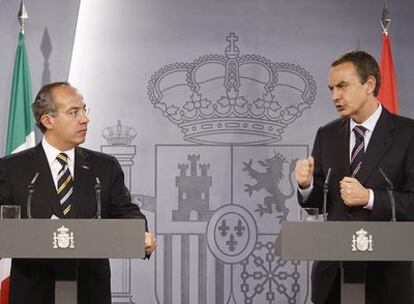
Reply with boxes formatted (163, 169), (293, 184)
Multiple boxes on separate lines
(108, 157), (148, 230)
(298, 127), (325, 210)
(0, 157), (14, 205)
(371, 130), (414, 221)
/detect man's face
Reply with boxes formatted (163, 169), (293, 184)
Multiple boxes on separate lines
(328, 61), (374, 122)
(43, 86), (89, 150)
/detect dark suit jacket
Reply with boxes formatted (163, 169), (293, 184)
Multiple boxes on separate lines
(299, 108), (414, 304)
(0, 143), (147, 304)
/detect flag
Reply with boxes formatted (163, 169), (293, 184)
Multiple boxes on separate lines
(378, 7), (399, 114)
(5, 31), (35, 154)
(1, 8), (34, 304)
(0, 277), (9, 304)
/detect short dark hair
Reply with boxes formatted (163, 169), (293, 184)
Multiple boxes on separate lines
(32, 81), (71, 133)
(331, 50), (381, 96)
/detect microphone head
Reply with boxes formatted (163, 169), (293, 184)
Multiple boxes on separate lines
(27, 172), (39, 219)
(31, 172), (40, 184)
(324, 168), (332, 188)
(325, 168), (332, 183)
(95, 177), (102, 190)
(28, 172), (40, 191)
(379, 168), (394, 189)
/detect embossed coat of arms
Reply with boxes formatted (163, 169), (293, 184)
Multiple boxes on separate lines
(149, 33), (317, 304)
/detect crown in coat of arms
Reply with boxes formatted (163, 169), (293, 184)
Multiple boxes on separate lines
(148, 33), (317, 145)
(102, 120), (137, 145)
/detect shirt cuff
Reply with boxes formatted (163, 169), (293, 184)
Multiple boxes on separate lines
(297, 180), (314, 202)
(363, 189), (374, 210)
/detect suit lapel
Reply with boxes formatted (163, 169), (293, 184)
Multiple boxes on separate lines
(71, 147), (93, 218)
(359, 109), (395, 184)
(29, 144), (63, 218)
(333, 119), (351, 176)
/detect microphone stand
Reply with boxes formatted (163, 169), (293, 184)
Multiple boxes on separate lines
(94, 177), (102, 219)
(379, 168), (396, 222)
(26, 173), (39, 219)
(323, 168), (332, 221)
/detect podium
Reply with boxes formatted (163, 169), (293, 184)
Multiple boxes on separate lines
(279, 221), (414, 304)
(0, 219), (146, 304)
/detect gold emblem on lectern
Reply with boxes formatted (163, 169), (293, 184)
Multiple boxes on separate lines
(351, 228), (373, 252)
(53, 225), (75, 249)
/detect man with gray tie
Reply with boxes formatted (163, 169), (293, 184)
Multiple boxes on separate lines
(295, 51), (414, 304)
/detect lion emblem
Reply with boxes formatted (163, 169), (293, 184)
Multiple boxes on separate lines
(242, 152), (297, 222)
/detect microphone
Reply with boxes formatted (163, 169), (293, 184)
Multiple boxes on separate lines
(379, 168), (396, 221)
(94, 177), (102, 219)
(26, 172), (39, 219)
(322, 168), (332, 221)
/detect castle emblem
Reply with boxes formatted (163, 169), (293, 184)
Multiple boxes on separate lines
(53, 225), (75, 249)
(173, 154), (214, 221)
(148, 33), (317, 145)
(352, 228), (373, 252)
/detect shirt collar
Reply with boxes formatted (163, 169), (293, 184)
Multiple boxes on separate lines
(350, 103), (382, 133)
(42, 137), (75, 166)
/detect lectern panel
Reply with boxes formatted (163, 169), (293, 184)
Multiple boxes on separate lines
(279, 221), (414, 261)
(0, 219), (145, 258)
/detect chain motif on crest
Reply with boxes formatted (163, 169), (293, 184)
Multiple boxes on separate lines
(240, 240), (301, 304)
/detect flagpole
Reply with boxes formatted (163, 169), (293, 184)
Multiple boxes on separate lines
(1, 2), (35, 300)
(381, 0), (390, 35)
(18, 0), (28, 34)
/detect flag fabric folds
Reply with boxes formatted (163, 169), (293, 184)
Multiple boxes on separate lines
(0, 278), (9, 304)
(378, 32), (399, 114)
(5, 32), (35, 154)
(1, 30), (34, 304)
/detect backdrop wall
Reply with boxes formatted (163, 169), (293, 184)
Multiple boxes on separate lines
(1, 1), (413, 303)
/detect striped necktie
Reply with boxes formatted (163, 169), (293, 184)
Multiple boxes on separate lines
(56, 153), (73, 216)
(350, 125), (367, 178)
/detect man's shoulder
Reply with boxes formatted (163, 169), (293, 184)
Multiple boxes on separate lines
(376, 109), (414, 137)
(390, 112), (414, 128)
(1, 146), (38, 163)
(318, 117), (347, 133)
(77, 147), (117, 163)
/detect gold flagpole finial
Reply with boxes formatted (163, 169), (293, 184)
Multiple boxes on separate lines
(18, 1), (28, 34)
(381, 0), (391, 35)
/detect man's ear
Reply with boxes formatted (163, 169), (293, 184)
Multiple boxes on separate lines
(40, 114), (54, 131)
(365, 75), (377, 95)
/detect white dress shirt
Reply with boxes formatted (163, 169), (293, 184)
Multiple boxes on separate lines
(42, 137), (75, 188)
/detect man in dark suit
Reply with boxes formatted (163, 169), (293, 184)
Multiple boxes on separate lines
(0, 82), (156, 304)
(295, 51), (414, 304)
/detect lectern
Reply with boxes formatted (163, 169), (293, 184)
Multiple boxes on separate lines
(0, 219), (146, 304)
(279, 221), (414, 304)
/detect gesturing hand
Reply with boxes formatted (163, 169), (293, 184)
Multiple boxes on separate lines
(340, 177), (369, 207)
(144, 232), (156, 257)
(295, 156), (314, 189)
